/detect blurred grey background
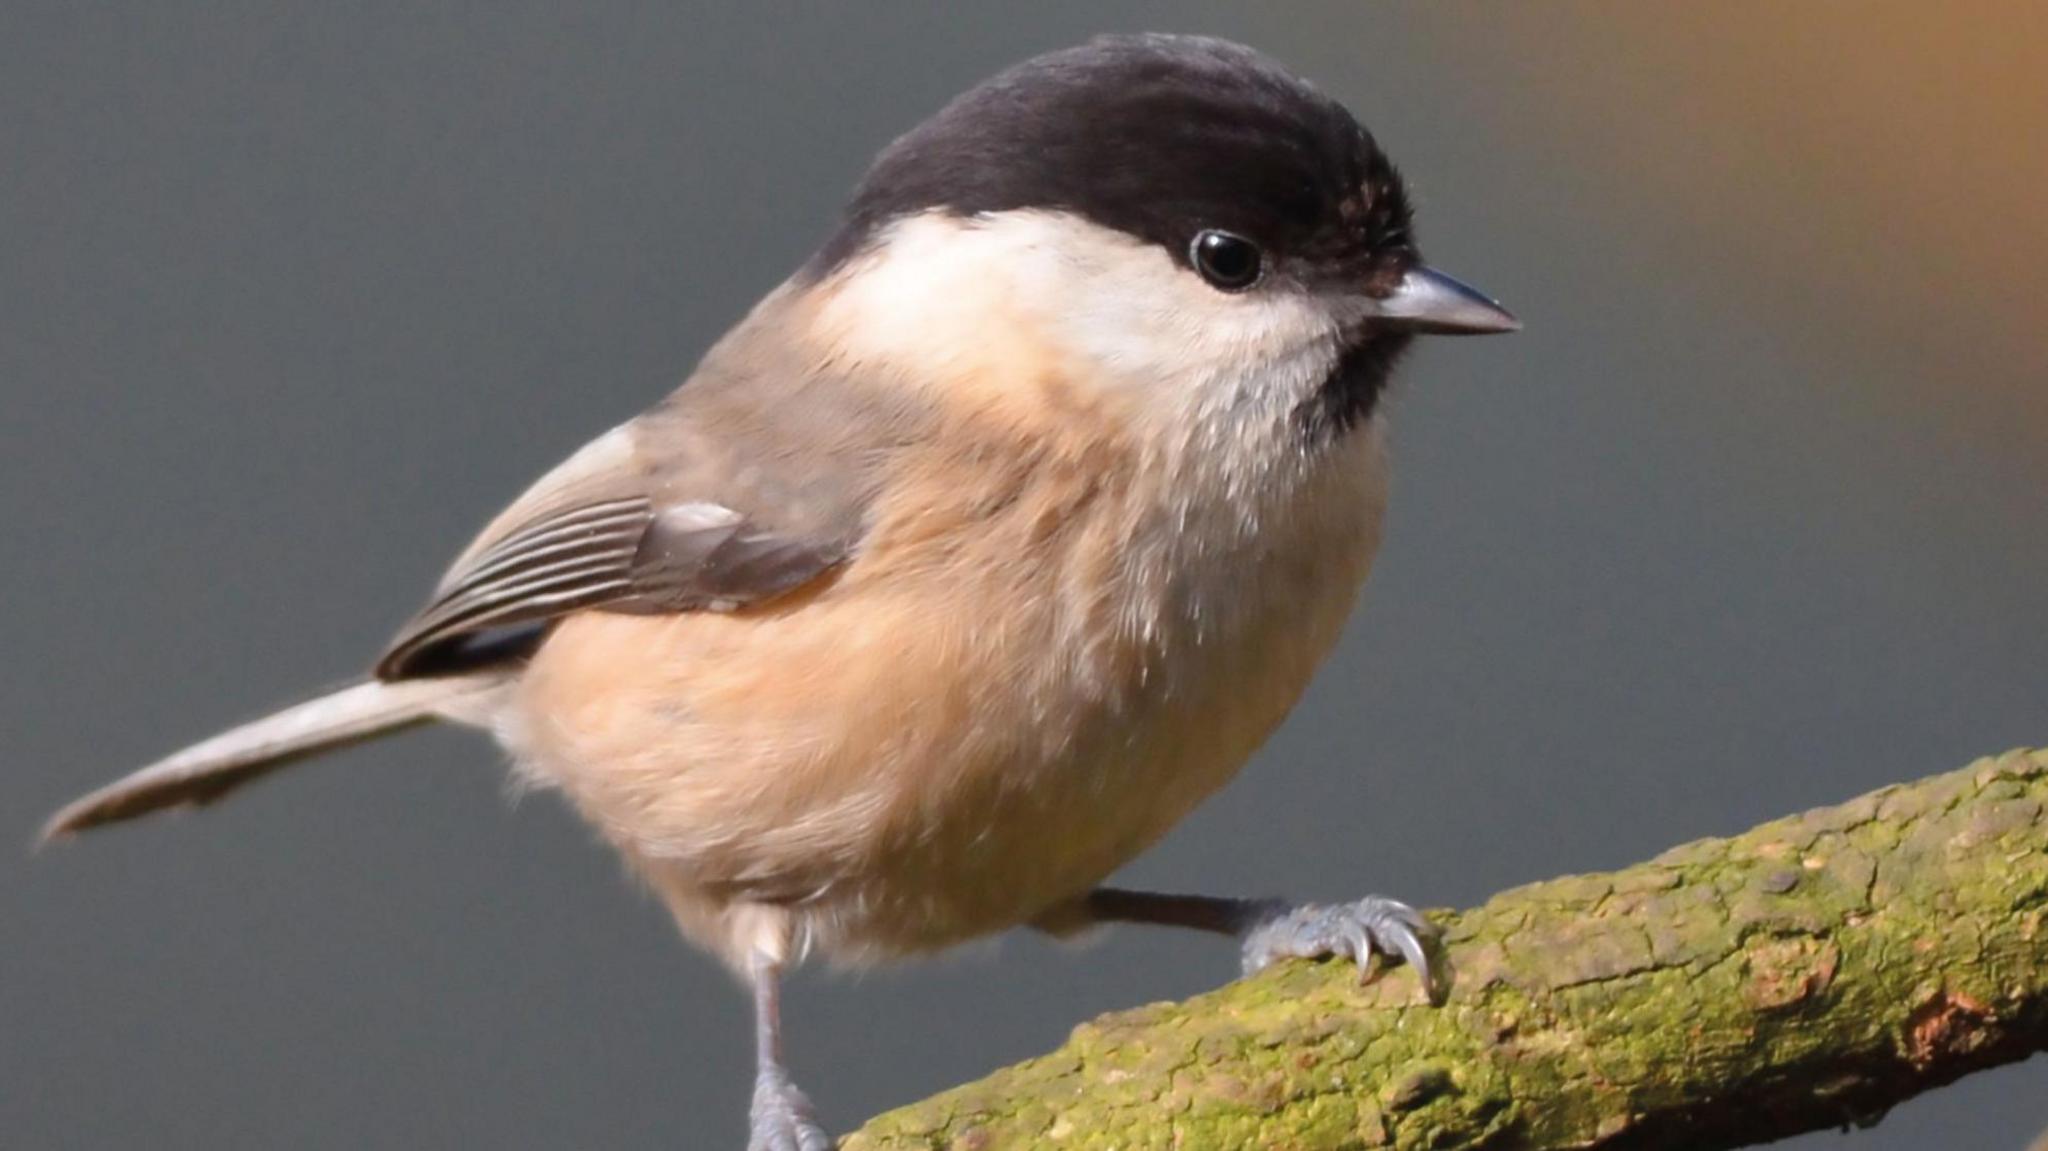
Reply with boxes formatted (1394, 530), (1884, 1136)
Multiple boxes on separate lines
(6, 2), (2044, 1147)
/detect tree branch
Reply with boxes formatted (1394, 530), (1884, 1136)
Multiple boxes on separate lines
(843, 749), (2048, 1150)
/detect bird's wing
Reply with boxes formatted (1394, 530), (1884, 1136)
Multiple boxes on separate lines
(377, 420), (857, 678)
(377, 339), (894, 679)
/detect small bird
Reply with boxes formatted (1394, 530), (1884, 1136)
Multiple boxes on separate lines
(44, 33), (1517, 1150)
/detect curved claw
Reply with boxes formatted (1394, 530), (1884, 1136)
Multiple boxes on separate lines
(1240, 896), (1449, 1006)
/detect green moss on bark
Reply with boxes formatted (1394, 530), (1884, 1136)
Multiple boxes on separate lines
(844, 749), (2048, 1150)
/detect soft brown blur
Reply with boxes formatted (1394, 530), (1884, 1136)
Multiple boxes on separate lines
(1471, 3), (2048, 435)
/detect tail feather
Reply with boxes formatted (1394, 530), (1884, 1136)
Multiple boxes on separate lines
(41, 674), (508, 843)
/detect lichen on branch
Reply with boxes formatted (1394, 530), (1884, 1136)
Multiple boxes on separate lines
(844, 749), (2048, 1150)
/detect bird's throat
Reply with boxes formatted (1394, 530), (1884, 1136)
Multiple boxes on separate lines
(1297, 332), (1412, 442)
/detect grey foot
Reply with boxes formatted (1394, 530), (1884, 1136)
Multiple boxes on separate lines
(750, 1070), (832, 1151)
(1240, 895), (1447, 1004)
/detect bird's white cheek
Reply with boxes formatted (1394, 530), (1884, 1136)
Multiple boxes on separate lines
(1018, 237), (1341, 420)
(810, 210), (1341, 434)
(1111, 298), (1331, 420)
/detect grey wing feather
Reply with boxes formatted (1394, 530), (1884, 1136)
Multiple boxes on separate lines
(379, 495), (658, 673)
(377, 291), (905, 679)
(376, 426), (857, 679)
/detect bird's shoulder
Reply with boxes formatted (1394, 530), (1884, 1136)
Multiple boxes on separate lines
(376, 290), (912, 678)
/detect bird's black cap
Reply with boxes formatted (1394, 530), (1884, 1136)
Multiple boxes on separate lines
(811, 34), (1416, 289)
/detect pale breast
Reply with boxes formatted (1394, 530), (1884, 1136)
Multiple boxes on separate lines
(506, 410), (1386, 964)
(504, 211), (1391, 965)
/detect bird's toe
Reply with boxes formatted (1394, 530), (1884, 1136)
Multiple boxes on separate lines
(1240, 895), (1448, 1004)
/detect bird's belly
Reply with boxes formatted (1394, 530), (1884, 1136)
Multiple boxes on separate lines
(507, 433), (1385, 965)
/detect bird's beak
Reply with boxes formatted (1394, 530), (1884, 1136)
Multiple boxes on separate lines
(1369, 265), (1521, 335)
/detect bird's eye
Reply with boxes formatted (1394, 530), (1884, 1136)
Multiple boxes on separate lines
(1189, 230), (1263, 291)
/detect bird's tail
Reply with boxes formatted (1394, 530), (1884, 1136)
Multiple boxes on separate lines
(40, 673), (511, 843)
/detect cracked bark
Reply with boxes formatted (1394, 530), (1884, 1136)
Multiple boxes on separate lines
(842, 748), (2048, 1150)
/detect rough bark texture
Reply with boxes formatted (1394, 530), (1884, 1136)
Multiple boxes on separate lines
(843, 749), (2048, 1150)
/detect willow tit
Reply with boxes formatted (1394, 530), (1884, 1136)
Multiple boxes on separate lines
(46, 33), (1518, 1150)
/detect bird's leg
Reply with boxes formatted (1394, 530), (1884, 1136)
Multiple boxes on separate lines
(746, 950), (832, 1151)
(1047, 887), (1449, 1005)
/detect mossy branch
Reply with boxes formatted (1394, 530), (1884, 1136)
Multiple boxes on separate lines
(844, 749), (2048, 1150)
